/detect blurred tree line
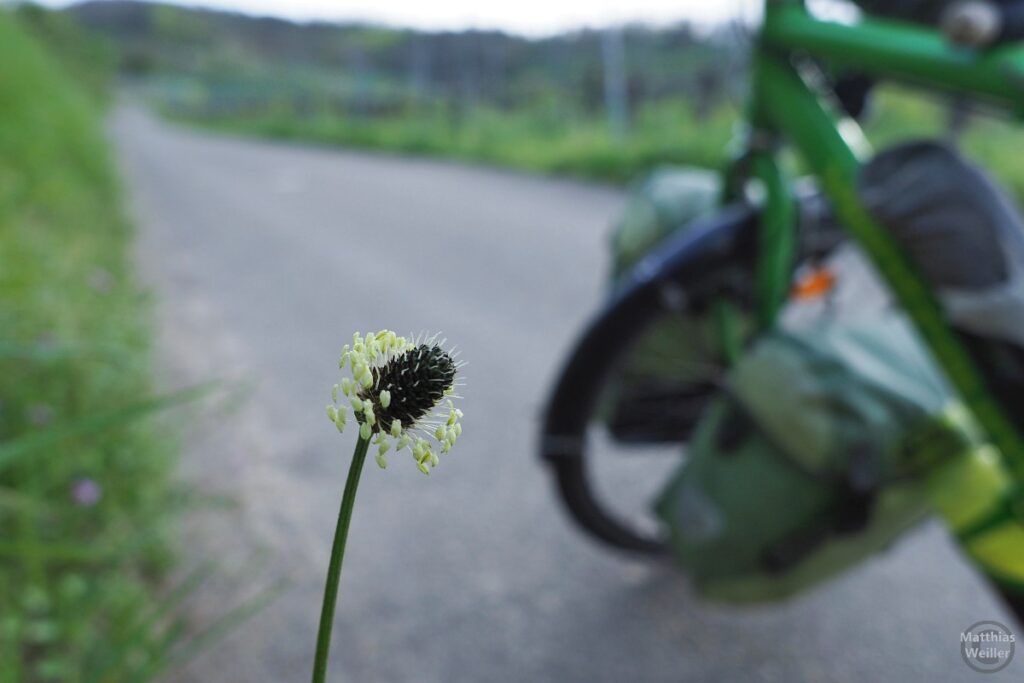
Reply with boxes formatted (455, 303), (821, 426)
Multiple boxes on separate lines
(63, 0), (747, 129)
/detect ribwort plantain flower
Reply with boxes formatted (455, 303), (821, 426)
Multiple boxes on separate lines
(312, 329), (466, 683)
(326, 330), (464, 474)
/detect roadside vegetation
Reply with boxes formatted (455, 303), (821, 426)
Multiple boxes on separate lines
(62, 1), (1024, 191)
(0, 8), (190, 681)
(171, 96), (737, 183)
(145, 81), (1024, 196)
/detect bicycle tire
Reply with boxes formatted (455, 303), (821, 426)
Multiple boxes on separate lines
(539, 204), (761, 554)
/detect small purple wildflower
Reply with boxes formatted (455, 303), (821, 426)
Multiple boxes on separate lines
(27, 404), (54, 427)
(70, 478), (102, 507)
(35, 332), (58, 356)
(87, 268), (115, 293)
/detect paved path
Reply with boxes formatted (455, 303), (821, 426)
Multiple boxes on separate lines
(111, 106), (1018, 682)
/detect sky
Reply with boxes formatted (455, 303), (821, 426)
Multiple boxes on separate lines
(41, 0), (764, 35)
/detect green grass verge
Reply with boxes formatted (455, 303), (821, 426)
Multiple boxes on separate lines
(0, 10), (184, 681)
(161, 96), (737, 184)
(155, 79), (1024, 196)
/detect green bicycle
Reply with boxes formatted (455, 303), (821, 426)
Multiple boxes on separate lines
(540, 0), (1024, 623)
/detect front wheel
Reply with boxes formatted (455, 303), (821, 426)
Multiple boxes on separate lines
(539, 205), (762, 554)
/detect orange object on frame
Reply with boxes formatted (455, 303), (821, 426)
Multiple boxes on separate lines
(791, 266), (837, 300)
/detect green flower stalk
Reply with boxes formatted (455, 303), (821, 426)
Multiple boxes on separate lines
(312, 330), (464, 683)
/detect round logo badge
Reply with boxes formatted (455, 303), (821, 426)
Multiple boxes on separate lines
(961, 620), (1015, 674)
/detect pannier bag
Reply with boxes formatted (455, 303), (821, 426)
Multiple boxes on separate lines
(860, 140), (1024, 425)
(609, 165), (720, 281)
(655, 315), (977, 603)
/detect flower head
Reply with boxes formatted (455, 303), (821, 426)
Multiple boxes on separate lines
(327, 330), (464, 474)
(70, 478), (102, 507)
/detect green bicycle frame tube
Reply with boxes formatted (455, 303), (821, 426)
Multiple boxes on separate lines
(764, 3), (1024, 114)
(750, 1), (1024, 595)
(751, 153), (797, 327)
(752, 56), (1024, 477)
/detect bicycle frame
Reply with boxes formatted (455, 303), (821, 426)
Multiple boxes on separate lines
(745, 0), (1024, 601)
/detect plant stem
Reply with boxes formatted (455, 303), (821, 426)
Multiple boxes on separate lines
(312, 435), (370, 683)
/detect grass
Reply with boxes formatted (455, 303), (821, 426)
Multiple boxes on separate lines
(150, 74), (1024, 199)
(153, 84), (737, 184)
(14, 3), (117, 106)
(0, 10), (191, 681)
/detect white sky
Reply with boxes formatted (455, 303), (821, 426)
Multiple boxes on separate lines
(42, 0), (765, 35)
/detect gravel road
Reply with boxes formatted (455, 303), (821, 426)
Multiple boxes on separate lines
(112, 105), (1019, 682)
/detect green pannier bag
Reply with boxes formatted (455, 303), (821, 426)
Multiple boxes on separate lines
(655, 314), (978, 603)
(610, 165), (720, 281)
